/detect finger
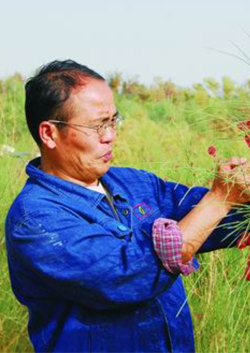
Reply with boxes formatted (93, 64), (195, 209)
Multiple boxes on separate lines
(217, 163), (235, 172)
(219, 157), (248, 171)
(227, 157), (247, 167)
(234, 161), (250, 176)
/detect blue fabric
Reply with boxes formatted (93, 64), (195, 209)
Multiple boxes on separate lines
(5, 158), (244, 353)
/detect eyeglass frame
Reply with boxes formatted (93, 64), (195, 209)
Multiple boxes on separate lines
(48, 112), (124, 137)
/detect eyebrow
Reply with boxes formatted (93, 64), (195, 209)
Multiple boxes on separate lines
(91, 111), (119, 124)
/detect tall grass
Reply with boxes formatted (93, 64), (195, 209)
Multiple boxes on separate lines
(0, 76), (250, 352)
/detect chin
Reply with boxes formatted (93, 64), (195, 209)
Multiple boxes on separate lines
(100, 163), (111, 176)
(100, 165), (110, 176)
(92, 166), (109, 181)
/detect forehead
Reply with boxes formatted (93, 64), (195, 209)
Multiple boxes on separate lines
(70, 79), (115, 119)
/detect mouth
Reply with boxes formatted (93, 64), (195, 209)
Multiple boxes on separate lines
(102, 151), (113, 163)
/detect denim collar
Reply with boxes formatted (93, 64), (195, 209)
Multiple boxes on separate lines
(26, 157), (128, 207)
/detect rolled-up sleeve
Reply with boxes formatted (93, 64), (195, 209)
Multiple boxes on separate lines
(152, 218), (199, 275)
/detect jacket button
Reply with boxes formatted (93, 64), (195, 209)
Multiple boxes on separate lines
(117, 224), (128, 231)
(122, 209), (129, 216)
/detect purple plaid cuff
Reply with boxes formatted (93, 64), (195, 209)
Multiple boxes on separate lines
(152, 218), (199, 276)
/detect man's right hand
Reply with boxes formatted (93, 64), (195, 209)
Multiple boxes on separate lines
(210, 157), (250, 206)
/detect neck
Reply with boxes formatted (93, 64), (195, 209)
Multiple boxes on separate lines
(40, 155), (99, 187)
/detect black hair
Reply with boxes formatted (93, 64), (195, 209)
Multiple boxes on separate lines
(25, 59), (105, 146)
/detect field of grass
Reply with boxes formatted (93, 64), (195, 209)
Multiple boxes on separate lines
(0, 75), (250, 352)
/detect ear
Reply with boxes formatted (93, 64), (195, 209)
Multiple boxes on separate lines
(39, 121), (58, 149)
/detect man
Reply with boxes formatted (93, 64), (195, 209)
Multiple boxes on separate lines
(5, 60), (250, 353)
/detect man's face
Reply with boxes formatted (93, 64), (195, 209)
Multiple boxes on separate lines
(52, 79), (117, 186)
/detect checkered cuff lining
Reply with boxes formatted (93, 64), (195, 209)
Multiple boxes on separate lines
(152, 218), (199, 276)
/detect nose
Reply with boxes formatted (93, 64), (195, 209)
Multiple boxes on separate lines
(99, 126), (117, 143)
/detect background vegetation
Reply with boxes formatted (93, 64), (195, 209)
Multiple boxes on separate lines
(0, 73), (250, 352)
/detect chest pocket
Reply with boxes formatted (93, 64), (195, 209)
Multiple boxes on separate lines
(133, 200), (162, 229)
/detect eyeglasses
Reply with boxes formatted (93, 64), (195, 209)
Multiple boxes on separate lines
(49, 113), (124, 137)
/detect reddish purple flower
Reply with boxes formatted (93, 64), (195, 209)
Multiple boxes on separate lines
(246, 257), (250, 281)
(245, 134), (250, 148)
(207, 145), (217, 157)
(237, 234), (250, 281)
(238, 120), (250, 132)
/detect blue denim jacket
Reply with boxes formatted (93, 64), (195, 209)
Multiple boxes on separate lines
(5, 158), (242, 353)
